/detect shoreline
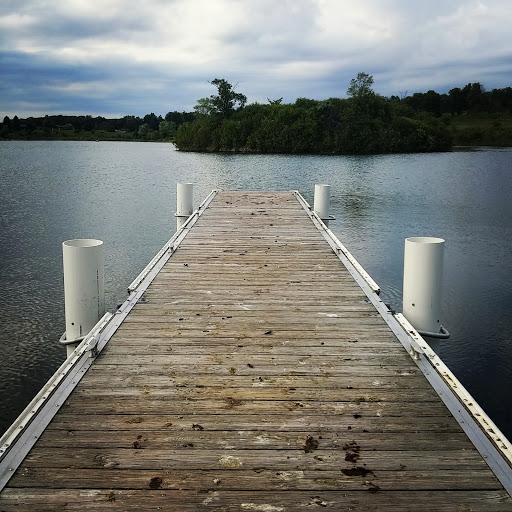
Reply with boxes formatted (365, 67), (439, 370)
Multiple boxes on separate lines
(2, 139), (511, 154)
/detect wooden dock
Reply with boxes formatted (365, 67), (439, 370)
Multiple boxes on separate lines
(1, 190), (512, 511)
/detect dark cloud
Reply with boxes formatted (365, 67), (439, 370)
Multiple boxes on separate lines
(0, 50), (199, 116)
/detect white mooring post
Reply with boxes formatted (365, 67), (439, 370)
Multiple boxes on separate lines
(403, 236), (448, 352)
(61, 239), (105, 357)
(176, 182), (194, 232)
(314, 184), (331, 227)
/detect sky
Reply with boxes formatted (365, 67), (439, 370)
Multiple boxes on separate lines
(1, 0), (511, 119)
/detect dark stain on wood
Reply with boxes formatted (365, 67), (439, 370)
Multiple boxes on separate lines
(149, 477), (163, 489)
(304, 436), (319, 453)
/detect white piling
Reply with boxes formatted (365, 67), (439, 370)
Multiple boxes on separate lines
(314, 184), (331, 226)
(176, 182), (194, 231)
(403, 237), (445, 349)
(62, 239), (105, 357)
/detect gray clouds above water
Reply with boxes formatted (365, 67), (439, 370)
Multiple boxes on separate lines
(1, 0), (511, 117)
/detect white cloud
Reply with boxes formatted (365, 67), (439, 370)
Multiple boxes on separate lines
(0, 12), (36, 30)
(418, 3), (488, 63)
(314, 0), (396, 47)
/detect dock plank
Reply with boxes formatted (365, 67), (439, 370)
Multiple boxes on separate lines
(2, 489), (512, 512)
(9, 468), (503, 491)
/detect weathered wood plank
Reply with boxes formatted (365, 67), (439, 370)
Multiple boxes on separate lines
(112, 327), (398, 338)
(90, 362), (419, 375)
(48, 413), (461, 433)
(35, 430), (474, 451)
(9, 468), (502, 491)
(21, 448), (488, 471)
(122, 312), (384, 324)
(100, 344), (411, 357)
(74, 373), (432, 390)
(104, 333), (400, 344)
(141, 288), (368, 297)
(60, 397), (451, 417)
(160, 262), (346, 271)
(88, 356), (421, 373)
(127, 303), (378, 313)
(2, 489), (511, 512)
(61, 387), (442, 402)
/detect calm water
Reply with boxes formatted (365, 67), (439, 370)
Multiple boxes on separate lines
(1, 141), (511, 438)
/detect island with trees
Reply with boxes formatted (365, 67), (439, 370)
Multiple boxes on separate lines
(174, 74), (512, 153)
(2, 73), (511, 153)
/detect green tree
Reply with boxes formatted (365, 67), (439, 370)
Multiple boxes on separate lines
(138, 123), (150, 138)
(159, 120), (176, 139)
(208, 78), (247, 117)
(122, 115), (141, 132)
(447, 87), (466, 115)
(463, 82), (485, 112)
(143, 113), (160, 131)
(194, 97), (217, 116)
(83, 115), (94, 131)
(165, 111), (195, 125)
(346, 73), (384, 121)
(347, 72), (375, 99)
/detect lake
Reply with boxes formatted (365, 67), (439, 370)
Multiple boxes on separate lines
(0, 141), (511, 439)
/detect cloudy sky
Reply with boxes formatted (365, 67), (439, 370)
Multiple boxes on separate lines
(1, 0), (511, 118)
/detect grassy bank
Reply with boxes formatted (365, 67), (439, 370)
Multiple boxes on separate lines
(448, 113), (512, 146)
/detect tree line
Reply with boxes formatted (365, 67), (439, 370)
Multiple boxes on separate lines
(3, 74), (512, 150)
(1, 111), (194, 141)
(400, 82), (512, 116)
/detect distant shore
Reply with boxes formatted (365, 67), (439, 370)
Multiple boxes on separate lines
(2, 112), (511, 149)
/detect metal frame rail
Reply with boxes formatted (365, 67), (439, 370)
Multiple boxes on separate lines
(0, 189), (218, 491)
(293, 189), (512, 495)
